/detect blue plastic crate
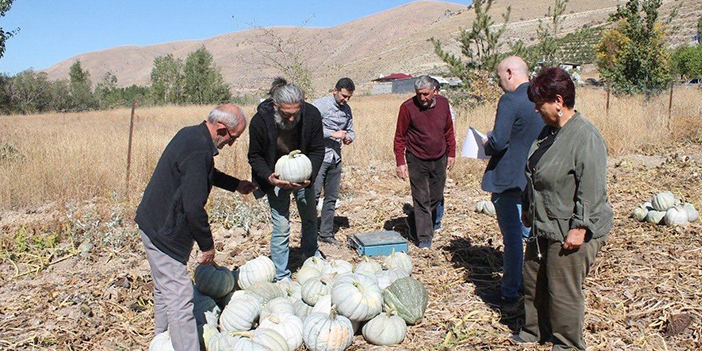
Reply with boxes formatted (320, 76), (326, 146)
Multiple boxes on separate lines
(347, 230), (408, 257)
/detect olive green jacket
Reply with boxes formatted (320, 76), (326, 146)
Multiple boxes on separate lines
(523, 112), (613, 242)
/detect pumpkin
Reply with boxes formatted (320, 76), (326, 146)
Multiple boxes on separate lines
(302, 276), (333, 306)
(206, 331), (239, 351)
(295, 266), (322, 286)
(382, 276), (428, 325)
(294, 298), (314, 320)
(217, 290), (235, 309)
(664, 206), (689, 226)
(376, 268), (410, 290)
(321, 260), (353, 277)
(302, 307), (354, 351)
(302, 256), (330, 272)
(246, 281), (286, 306)
(259, 313), (304, 351)
(260, 297), (295, 320)
(646, 210), (666, 224)
(194, 263), (236, 299)
(354, 256), (382, 275)
(193, 284), (220, 326)
(331, 273), (382, 322)
(476, 200), (496, 216)
(201, 324), (220, 349)
(652, 191), (676, 211)
(276, 278), (302, 302)
(275, 150), (313, 183)
(311, 294), (332, 316)
(149, 331), (175, 351)
(684, 203), (699, 222)
(219, 294), (261, 332)
(383, 249), (412, 275)
(231, 328), (289, 351)
(632, 206), (648, 222)
(237, 256), (276, 290)
(361, 310), (407, 345)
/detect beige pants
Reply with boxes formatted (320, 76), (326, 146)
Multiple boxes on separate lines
(141, 231), (199, 351)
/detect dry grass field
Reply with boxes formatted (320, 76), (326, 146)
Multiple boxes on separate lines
(1, 89), (702, 350)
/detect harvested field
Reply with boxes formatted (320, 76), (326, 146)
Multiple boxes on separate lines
(1, 90), (702, 350)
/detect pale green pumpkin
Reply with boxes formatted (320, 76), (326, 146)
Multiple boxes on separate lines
(362, 310), (407, 345)
(275, 150), (313, 183)
(302, 307), (354, 351)
(382, 276), (428, 325)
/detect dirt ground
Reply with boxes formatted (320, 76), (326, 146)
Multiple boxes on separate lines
(1, 142), (701, 350)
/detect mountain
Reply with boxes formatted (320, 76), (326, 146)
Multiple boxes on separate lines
(41, 0), (697, 93)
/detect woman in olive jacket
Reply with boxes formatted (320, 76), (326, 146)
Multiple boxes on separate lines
(514, 66), (613, 351)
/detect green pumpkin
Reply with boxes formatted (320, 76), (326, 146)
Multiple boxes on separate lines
(382, 277), (428, 325)
(194, 264), (236, 299)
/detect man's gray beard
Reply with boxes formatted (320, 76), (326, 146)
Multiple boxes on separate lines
(274, 110), (300, 130)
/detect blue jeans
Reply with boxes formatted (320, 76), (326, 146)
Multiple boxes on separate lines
(433, 197), (445, 230)
(492, 191), (530, 299)
(267, 186), (318, 280)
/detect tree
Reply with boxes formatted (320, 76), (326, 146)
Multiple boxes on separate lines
(5, 70), (51, 114)
(95, 71), (121, 109)
(150, 54), (184, 104)
(698, 15), (702, 36)
(670, 45), (702, 79)
(0, 0), (19, 61)
(49, 79), (71, 112)
(431, 0), (511, 104)
(68, 60), (95, 110)
(183, 46), (231, 105)
(595, 0), (670, 95)
(535, 0), (568, 66)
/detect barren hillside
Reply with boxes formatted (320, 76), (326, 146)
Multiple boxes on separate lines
(41, 0), (697, 93)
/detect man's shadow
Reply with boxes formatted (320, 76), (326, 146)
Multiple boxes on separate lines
(444, 237), (524, 332)
(316, 216), (350, 235)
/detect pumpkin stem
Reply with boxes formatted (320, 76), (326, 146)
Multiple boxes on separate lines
(353, 281), (365, 293)
(329, 305), (338, 320)
(269, 315), (281, 324)
(289, 150), (301, 158)
(230, 330), (253, 338)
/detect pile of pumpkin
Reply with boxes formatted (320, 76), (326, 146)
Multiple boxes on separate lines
(631, 191), (698, 226)
(149, 250), (428, 351)
(475, 200), (496, 216)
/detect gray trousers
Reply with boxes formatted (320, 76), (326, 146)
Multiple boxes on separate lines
(141, 231), (199, 351)
(519, 235), (606, 351)
(314, 160), (342, 238)
(407, 152), (447, 243)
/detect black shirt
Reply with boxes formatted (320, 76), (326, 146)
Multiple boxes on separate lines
(528, 126), (560, 172)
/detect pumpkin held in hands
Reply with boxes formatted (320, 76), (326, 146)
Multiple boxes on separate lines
(275, 150), (312, 183)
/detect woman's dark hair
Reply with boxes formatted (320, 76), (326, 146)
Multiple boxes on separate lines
(527, 66), (575, 108)
(269, 77), (288, 96)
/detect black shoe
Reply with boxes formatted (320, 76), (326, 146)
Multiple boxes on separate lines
(318, 236), (343, 246)
(509, 333), (536, 345)
(481, 292), (520, 307)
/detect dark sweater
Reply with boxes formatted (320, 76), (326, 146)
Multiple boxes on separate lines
(482, 83), (545, 194)
(248, 99), (325, 196)
(393, 95), (456, 165)
(135, 122), (241, 264)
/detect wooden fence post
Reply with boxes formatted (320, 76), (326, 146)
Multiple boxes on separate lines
(125, 100), (136, 201)
(667, 81), (674, 131)
(605, 84), (611, 117)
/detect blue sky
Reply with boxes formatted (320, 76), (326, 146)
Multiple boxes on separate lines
(0, 0), (471, 75)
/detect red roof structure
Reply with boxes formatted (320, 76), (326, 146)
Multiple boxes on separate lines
(372, 73), (413, 82)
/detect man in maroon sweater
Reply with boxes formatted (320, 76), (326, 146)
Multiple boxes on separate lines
(394, 75), (456, 248)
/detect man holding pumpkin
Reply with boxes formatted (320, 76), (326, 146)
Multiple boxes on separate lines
(135, 104), (256, 351)
(312, 77), (356, 246)
(248, 79), (326, 281)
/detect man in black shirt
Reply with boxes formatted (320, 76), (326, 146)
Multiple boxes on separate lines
(135, 104), (256, 351)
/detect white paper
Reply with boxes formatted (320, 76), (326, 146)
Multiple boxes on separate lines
(461, 127), (491, 160)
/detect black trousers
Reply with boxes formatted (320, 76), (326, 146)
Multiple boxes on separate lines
(406, 152), (447, 243)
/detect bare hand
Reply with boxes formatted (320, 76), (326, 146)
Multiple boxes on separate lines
(199, 248), (215, 265)
(562, 227), (587, 250)
(447, 157), (455, 170)
(342, 135), (353, 145)
(287, 180), (310, 190)
(331, 130), (347, 139)
(236, 180), (257, 195)
(396, 165), (409, 180)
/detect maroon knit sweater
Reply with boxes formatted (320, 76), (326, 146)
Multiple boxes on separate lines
(393, 95), (456, 165)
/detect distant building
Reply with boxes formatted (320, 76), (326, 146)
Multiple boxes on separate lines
(371, 73), (461, 95)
